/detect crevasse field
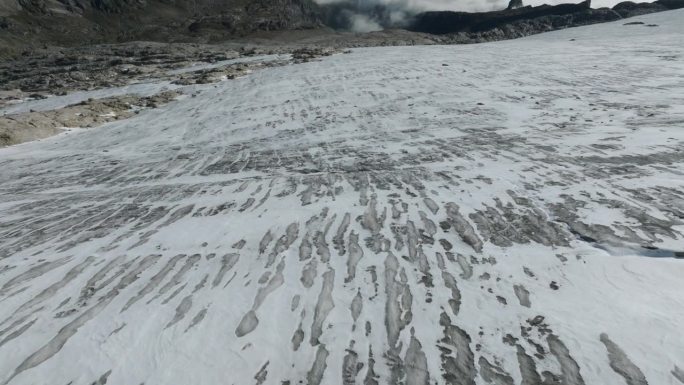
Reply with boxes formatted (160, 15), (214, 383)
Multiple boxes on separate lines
(1, 9), (683, 385)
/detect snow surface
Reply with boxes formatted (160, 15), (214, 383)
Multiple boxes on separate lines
(1, 10), (683, 385)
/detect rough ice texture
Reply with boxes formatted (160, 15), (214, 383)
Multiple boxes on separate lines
(1, 9), (684, 385)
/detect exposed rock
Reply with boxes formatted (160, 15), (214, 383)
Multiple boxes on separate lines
(291, 47), (339, 63)
(0, 91), (179, 147)
(508, 0), (524, 10)
(0, 0), (322, 54)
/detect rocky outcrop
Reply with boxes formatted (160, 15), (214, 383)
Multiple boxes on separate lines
(0, 0), (322, 53)
(613, 0), (668, 16)
(507, 0), (524, 10)
(613, 0), (684, 17)
(187, 0), (321, 35)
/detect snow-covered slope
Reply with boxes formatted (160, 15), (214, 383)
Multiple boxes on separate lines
(1, 10), (684, 385)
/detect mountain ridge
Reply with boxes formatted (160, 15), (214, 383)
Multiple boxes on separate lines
(1, 0), (683, 57)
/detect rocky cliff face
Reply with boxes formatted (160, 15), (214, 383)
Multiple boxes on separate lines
(188, 0), (321, 36)
(0, 0), (322, 50)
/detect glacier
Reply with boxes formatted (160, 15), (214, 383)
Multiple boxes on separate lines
(1, 9), (683, 385)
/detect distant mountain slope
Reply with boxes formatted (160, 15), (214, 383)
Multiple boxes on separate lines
(0, 0), (682, 56)
(0, 0), (322, 48)
(408, 0), (684, 34)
